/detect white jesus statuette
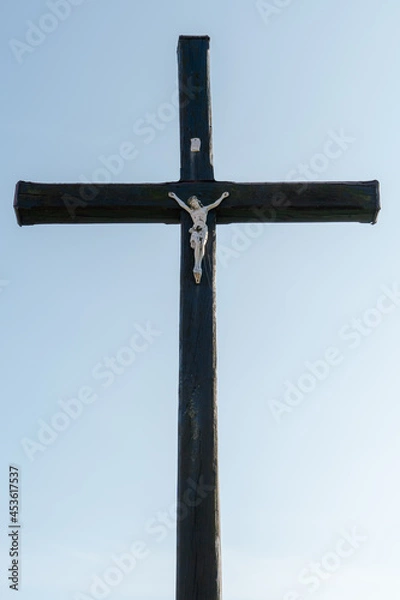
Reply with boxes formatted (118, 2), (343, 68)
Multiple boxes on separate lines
(168, 191), (230, 284)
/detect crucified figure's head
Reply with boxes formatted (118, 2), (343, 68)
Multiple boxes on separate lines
(188, 196), (203, 209)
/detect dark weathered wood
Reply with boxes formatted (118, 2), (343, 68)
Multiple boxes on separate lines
(177, 209), (220, 600)
(15, 180), (380, 226)
(176, 35), (220, 600)
(178, 36), (214, 181)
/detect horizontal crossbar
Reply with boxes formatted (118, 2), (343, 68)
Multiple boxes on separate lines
(14, 180), (380, 226)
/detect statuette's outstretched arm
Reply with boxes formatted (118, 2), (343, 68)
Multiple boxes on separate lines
(205, 191), (230, 212)
(168, 192), (192, 214)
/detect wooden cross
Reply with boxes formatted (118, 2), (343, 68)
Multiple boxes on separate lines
(14, 36), (380, 599)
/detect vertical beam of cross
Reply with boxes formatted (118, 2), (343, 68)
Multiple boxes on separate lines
(176, 36), (221, 599)
(178, 36), (214, 182)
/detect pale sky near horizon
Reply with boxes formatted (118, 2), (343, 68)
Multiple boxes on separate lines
(2, 1), (400, 599)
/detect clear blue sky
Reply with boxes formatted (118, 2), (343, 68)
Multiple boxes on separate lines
(1, 1), (400, 598)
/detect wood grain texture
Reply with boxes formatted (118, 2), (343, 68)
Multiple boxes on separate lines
(15, 180), (380, 226)
(176, 35), (221, 600)
(176, 210), (221, 599)
(178, 35), (214, 181)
